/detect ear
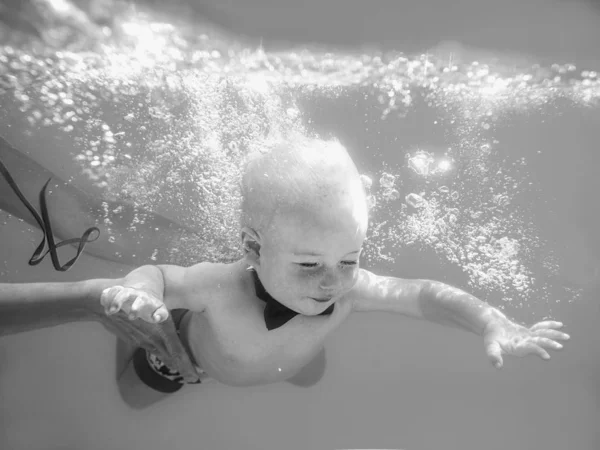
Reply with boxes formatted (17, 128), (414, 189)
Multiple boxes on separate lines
(241, 226), (262, 267)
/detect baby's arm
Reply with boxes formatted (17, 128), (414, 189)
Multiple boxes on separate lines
(101, 263), (209, 323)
(350, 269), (569, 367)
(350, 269), (502, 334)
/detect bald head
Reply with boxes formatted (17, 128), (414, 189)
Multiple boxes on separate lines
(240, 136), (368, 235)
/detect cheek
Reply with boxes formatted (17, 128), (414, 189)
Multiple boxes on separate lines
(270, 265), (358, 294)
(301, 266), (359, 288)
(269, 268), (306, 294)
(344, 267), (360, 289)
(281, 271), (321, 295)
(292, 270), (317, 286)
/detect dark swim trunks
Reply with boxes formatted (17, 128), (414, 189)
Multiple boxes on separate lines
(132, 309), (202, 393)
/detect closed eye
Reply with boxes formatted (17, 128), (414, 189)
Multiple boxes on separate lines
(297, 261), (357, 268)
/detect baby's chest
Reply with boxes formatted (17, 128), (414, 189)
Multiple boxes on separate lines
(194, 303), (328, 376)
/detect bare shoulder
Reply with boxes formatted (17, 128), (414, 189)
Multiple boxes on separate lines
(166, 260), (246, 312)
(184, 260), (245, 289)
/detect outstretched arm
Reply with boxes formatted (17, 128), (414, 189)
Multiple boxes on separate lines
(0, 278), (121, 337)
(0, 263), (194, 337)
(350, 269), (570, 368)
(0, 273), (200, 383)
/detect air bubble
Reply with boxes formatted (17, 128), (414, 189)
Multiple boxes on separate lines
(379, 173), (396, 189)
(384, 189), (400, 201)
(405, 193), (426, 208)
(408, 151), (434, 175)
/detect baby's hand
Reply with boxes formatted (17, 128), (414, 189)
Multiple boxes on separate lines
(483, 316), (570, 369)
(100, 285), (169, 324)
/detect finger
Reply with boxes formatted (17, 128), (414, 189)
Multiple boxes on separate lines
(521, 342), (551, 360)
(485, 340), (504, 369)
(100, 286), (122, 312)
(532, 337), (563, 351)
(533, 329), (571, 341)
(100, 287), (112, 309)
(152, 305), (169, 323)
(112, 289), (135, 315)
(530, 321), (563, 332)
(129, 295), (168, 323)
(128, 296), (147, 320)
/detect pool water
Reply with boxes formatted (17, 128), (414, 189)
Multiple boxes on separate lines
(0, 1), (599, 449)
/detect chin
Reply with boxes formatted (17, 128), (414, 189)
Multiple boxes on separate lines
(299, 298), (333, 315)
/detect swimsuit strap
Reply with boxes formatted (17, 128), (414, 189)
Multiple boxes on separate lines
(0, 139), (100, 271)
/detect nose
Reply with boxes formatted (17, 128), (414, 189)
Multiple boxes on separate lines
(318, 268), (344, 291)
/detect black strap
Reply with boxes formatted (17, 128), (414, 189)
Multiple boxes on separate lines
(0, 146), (100, 272)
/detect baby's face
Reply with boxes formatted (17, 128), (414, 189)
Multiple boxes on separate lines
(257, 200), (367, 316)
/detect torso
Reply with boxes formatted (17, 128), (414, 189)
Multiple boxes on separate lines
(181, 260), (353, 386)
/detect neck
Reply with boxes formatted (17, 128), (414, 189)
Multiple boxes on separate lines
(246, 265), (276, 302)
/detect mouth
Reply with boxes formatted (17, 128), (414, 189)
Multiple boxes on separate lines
(311, 296), (333, 303)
